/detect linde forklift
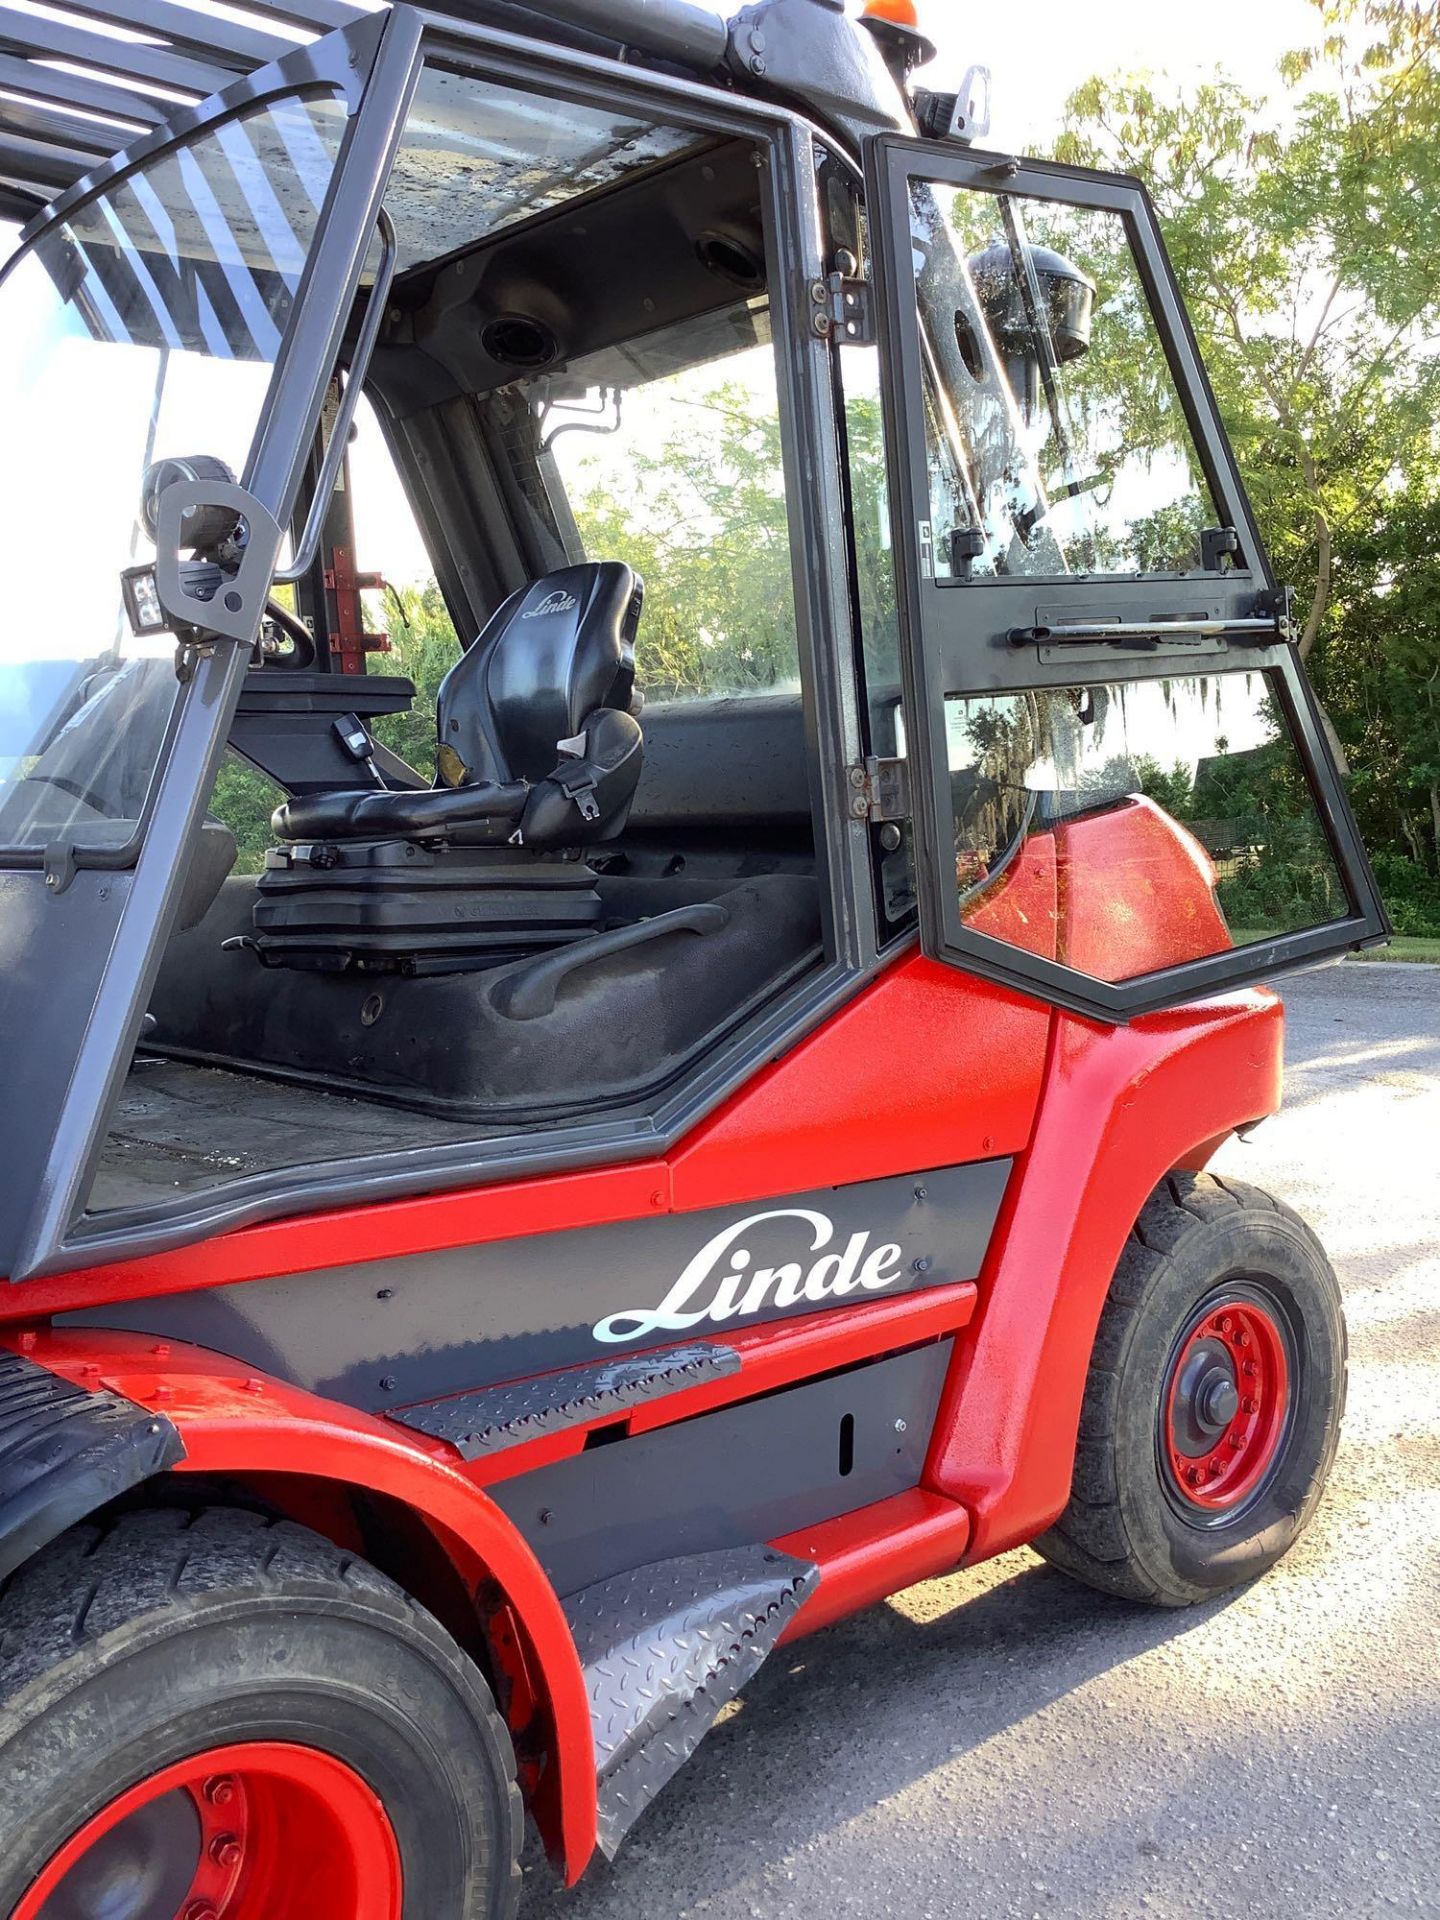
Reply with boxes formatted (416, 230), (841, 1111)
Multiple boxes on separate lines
(0, 0), (1389, 1912)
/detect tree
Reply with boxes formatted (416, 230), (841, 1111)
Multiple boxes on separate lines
(1054, 0), (1440, 661)
(1052, 0), (1440, 914)
(559, 380), (799, 700)
(1325, 479), (1440, 900)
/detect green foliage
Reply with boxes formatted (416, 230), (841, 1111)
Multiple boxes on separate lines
(1132, 731), (1345, 936)
(558, 380), (799, 701)
(1055, 4), (1440, 646)
(1368, 851), (1440, 934)
(1054, 0), (1440, 926)
(211, 753), (285, 876)
(367, 580), (464, 769)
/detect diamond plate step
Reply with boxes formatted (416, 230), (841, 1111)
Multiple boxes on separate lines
(565, 1545), (819, 1857)
(388, 1343), (740, 1460)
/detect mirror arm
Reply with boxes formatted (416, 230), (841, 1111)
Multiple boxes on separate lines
(273, 207), (397, 588)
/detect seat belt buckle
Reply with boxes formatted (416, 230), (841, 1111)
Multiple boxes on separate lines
(553, 760), (601, 823)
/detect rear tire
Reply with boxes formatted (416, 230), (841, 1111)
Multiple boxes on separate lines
(0, 1506), (523, 1919)
(1035, 1172), (1346, 1607)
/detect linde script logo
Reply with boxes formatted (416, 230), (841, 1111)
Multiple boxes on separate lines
(592, 1208), (906, 1345)
(522, 590), (579, 619)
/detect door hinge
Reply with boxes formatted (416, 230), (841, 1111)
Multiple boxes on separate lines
(810, 270), (875, 346)
(846, 757), (910, 823)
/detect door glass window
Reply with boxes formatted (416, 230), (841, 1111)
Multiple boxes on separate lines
(910, 182), (1221, 581)
(946, 671), (1350, 982)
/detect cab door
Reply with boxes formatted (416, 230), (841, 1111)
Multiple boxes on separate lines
(862, 136), (1388, 1020)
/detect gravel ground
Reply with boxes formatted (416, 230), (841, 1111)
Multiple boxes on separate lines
(520, 962), (1440, 1920)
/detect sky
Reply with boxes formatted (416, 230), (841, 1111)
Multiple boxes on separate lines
(783, 0), (1319, 150)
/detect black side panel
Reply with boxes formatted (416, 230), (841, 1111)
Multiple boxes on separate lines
(491, 1342), (953, 1596)
(0, 1353), (184, 1584)
(64, 1159), (1010, 1410)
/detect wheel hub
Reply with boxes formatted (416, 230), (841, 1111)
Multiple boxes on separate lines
(37, 1790), (203, 1920)
(1162, 1295), (1292, 1514)
(19, 1744), (402, 1920)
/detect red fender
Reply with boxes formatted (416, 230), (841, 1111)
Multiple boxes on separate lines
(9, 1329), (598, 1884)
(925, 987), (1285, 1560)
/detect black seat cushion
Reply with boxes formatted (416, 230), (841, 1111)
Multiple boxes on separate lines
(272, 561), (644, 850)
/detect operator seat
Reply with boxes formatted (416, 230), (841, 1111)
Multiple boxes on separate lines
(253, 563), (646, 973)
(272, 561), (645, 850)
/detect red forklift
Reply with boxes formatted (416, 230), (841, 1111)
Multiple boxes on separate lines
(0, 0), (1389, 1912)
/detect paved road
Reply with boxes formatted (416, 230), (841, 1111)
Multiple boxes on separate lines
(520, 963), (1440, 1920)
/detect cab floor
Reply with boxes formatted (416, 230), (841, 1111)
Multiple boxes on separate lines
(89, 1056), (480, 1215)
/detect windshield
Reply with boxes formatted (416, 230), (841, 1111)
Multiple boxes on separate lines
(0, 91), (347, 859)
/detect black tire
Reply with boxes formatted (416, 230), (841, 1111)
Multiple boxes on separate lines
(0, 1506), (523, 1918)
(1035, 1172), (1347, 1607)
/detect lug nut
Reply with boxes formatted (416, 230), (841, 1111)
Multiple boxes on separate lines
(1242, 1396), (1259, 1415)
(210, 1834), (243, 1868)
(1230, 1434), (1246, 1450)
(1185, 1466), (1201, 1486)
(185, 1905), (219, 1920)
(203, 1777), (235, 1807)
(1242, 1360), (1258, 1377)
(1218, 1315), (1234, 1334)
(1235, 1329), (1251, 1347)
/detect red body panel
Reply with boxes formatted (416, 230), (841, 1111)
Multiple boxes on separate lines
(924, 987), (1284, 1559)
(958, 799), (1233, 980)
(963, 831), (1060, 959)
(669, 954), (1050, 1206)
(773, 1489), (972, 1640)
(1057, 797), (1232, 981)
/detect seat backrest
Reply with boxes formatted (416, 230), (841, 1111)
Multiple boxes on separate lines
(436, 562), (642, 788)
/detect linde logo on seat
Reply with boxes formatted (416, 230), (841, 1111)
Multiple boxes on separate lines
(592, 1207), (907, 1345)
(522, 590), (579, 619)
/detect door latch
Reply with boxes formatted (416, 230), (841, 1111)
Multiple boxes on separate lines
(846, 757), (910, 823)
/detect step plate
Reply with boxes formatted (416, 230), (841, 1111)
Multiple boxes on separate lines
(389, 1343), (740, 1460)
(566, 1545), (819, 1857)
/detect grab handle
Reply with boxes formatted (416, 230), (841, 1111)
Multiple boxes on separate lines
(491, 903), (730, 1021)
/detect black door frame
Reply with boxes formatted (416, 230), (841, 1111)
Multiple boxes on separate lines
(864, 133), (1389, 1023)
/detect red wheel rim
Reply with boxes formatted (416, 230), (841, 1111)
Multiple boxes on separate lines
(15, 1741), (403, 1920)
(1162, 1294), (1292, 1514)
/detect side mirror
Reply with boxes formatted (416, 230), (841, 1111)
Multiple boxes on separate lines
(965, 242), (1095, 422)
